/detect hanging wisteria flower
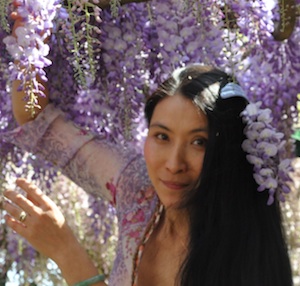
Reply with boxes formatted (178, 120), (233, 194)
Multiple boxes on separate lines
(3, 0), (60, 117)
(64, 0), (102, 88)
(241, 101), (293, 205)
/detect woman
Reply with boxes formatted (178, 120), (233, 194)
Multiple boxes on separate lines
(2, 64), (293, 286)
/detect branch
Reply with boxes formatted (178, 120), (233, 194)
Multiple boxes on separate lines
(97, 0), (150, 9)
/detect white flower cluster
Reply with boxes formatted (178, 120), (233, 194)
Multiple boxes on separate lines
(241, 101), (293, 205)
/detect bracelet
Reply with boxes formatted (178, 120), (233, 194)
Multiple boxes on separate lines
(73, 274), (105, 286)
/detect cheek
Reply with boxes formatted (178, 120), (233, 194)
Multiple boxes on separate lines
(189, 151), (205, 177)
(144, 138), (154, 169)
(144, 138), (161, 173)
(197, 153), (205, 176)
(197, 156), (204, 175)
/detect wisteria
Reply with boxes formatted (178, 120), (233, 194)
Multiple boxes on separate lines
(0, 0), (299, 284)
(241, 101), (293, 205)
(1, 0), (299, 163)
(3, 0), (60, 116)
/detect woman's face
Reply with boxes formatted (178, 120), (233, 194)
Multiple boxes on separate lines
(144, 94), (208, 209)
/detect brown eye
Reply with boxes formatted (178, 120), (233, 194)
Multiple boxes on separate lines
(192, 138), (207, 147)
(156, 133), (169, 141)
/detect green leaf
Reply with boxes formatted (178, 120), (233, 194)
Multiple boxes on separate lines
(292, 129), (300, 141)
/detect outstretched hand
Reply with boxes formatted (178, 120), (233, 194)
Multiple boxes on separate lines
(2, 178), (106, 285)
(2, 178), (79, 264)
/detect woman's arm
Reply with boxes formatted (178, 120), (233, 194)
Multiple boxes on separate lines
(12, 78), (49, 125)
(3, 178), (106, 286)
(6, 8), (140, 203)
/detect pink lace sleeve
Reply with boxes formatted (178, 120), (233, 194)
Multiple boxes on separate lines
(4, 104), (139, 202)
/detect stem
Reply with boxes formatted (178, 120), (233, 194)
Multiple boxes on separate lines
(0, 0), (10, 33)
(66, 0), (87, 87)
(223, 3), (237, 82)
(94, 0), (150, 9)
(273, 0), (296, 41)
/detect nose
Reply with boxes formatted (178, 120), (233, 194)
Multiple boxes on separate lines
(165, 144), (187, 174)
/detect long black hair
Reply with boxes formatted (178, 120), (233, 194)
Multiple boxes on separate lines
(144, 64), (293, 286)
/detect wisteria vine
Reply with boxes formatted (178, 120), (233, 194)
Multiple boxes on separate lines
(0, 0), (300, 284)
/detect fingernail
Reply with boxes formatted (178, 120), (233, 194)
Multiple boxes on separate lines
(0, 196), (9, 209)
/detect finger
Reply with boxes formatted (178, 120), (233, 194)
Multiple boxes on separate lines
(3, 189), (37, 216)
(10, 11), (23, 20)
(14, 179), (42, 207)
(2, 199), (29, 224)
(10, 0), (24, 22)
(16, 178), (50, 207)
(13, 0), (22, 7)
(27, 193), (41, 208)
(4, 214), (28, 234)
(11, 18), (25, 38)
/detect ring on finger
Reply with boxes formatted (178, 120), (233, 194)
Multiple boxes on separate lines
(19, 211), (27, 223)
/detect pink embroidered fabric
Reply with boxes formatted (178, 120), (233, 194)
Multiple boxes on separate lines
(3, 104), (159, 286)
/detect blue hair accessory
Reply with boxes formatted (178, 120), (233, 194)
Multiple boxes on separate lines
(220, 82), (248, 100)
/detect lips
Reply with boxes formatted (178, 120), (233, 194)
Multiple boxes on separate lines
(160, 179), (189, 190)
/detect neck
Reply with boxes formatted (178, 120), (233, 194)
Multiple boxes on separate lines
(160, 205), (189, 241)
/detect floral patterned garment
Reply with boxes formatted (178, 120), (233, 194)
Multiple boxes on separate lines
(3, 104), (159, 286)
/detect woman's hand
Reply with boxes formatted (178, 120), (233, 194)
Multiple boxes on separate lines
(2, 178), (106, 285)
(2, 178), (76, 262)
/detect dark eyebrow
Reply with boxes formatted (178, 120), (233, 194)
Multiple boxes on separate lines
(149, 123), (208, 134)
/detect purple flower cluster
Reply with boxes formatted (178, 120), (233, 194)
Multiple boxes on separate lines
(241, 101), (293, 205)
(235, 0), (300, 141)
(0, 0), (298, 177)
(3, 0), (60, 116)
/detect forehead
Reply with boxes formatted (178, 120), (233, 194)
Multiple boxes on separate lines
(150, 94), (208, 129)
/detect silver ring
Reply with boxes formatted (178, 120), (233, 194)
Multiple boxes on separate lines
(19, 211), (27, 223)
